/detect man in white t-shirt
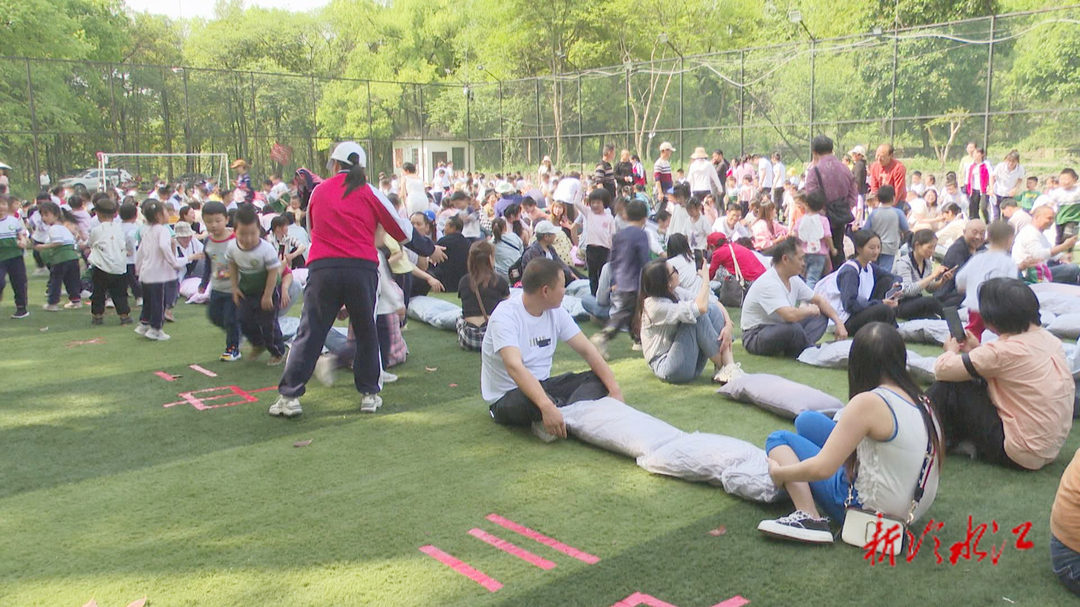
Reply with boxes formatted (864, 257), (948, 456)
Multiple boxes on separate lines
(757, 153), (774, 194)
(770, 152), (786, 207)
(740, 239), (847, 358)
(1014, 206), (1080, 284)
(482, 258), (622, 440)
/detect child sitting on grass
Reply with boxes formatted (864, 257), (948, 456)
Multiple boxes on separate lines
(34, 201), (82, 311)
(228, 204), (287, 365)
(86, 198), (132, 326)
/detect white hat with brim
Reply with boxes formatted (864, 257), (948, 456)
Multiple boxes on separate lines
(690, 147), (708, 160)
(659, 142), (675, 152)
(173, 222), (194, 238)
(496, 182), (515, 195)
(533, 220), (559, 236)
(849, 145), (867, 157)
(327, 142), (367, 171)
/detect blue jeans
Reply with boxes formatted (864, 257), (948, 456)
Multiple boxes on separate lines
(875, 254), (896, 274)
(579, 294), (610, 320)
(649, 303), (724, 384)
(765, 411), (860, 522)
(804, 253), (827, 288)
(1052, 534), (1080, 597)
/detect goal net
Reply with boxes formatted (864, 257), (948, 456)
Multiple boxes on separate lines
(96, 152), (231, 192)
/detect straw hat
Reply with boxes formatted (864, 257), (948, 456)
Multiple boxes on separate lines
(230, 159), (249, 170)
(690, 147), (709, 160)
(659, 142), (676, 152)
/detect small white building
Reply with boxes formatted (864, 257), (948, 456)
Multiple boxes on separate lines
(392, 139), (475, 180)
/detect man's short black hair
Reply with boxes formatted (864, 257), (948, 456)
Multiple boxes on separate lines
(625, 199), (647, 221)
(655, 210), (671, 222)
(521, 258), (564, 294)
(979, 277), (1039, 334)
(811, 135), (834, 155)
(202, 201), (228, 217)
(771, 237), (799, 265)
(94, 198), (118, 217)
(449, 191), (470, 204)
(725, 202), (743, 214)
(445, 215), (464, 232)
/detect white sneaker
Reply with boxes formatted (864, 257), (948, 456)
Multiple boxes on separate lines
(531, 421), (559, 443)
(382, 370), (398, 384)
(713, 362), (746, 384)
(758, 510), (833, 544)
(32, 268), (49, 277)
(105, 298), (115, 308)
(269, 395), (302, 417)
(145, 328), (171, 341)
(42, 303), (60, 312)
(631, 342), (643, 351)
(727, 362), (746, 382)
(134, 323), (150, 335)
(135, 297), (143, 306)
(80, 289), (92, 300)
(360, 393), (383, 413)
(314, 354), (337, 386)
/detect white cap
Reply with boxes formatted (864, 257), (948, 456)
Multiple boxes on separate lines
(533, 220), (559, 236)
(327, 141), (367, 171)
(849, 144), (867, 157)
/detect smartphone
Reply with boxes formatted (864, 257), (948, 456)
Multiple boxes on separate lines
(943, 306), (966, 342)
(885, 285), (902, 300)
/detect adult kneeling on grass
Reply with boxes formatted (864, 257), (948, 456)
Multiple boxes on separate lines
(741, 238), (847, 358)
(929, 277), (1074, 470)
(482, 258), (622, 442)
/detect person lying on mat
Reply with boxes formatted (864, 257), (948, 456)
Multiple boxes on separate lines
(758, 322), (943, 544)
(929, 277), (1073, 470)
(482, 258), (622, 442)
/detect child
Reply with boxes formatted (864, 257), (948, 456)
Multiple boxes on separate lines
(591, 199), (651, 357)
(68, 195), (93, 242)
(737, 174), (755, 215)
(29, 193), (51, 276)
(793, 190), (834, 288)
(647, 209), (671, 258)
(134, 200), (184, 340)
(119, 201), (143, 306)
(1017, 176), (1041, 212)
(199, 201), (242, 360)
(34, 202), (82, 311)
(0, 195), (30, 318)
(862, 184), (907, 272)
(578, 188), (616, 296)
(956, 220), (1018, 340)
(268, 215), (308, 269)
(1052, 168), (1080, 245)
(684, 198), (713, 268)
(910, 170), (926, 196)
(228, 205), (287, 365)
(86, 198), (132, 325)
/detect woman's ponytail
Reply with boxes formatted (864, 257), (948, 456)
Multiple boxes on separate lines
(492, 217), (506, 243)
(342, 152), (368, 197)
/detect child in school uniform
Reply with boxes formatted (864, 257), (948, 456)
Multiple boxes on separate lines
(0, 195), (30, 318)
(34, 202), (82, 311)
(119, 201), (143, 306)
(198, 201), (242, 361)
(86, 198), (132, 325)
(227, 205), (287, 365)
(134, 200), (184, 341)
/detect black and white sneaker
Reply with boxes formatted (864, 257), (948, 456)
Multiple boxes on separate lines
(757, 510), (833, 544)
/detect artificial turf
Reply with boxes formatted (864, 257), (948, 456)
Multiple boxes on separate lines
(1, 274), (1078, 607)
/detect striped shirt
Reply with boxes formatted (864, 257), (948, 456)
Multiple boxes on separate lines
(653, 158), (673, 191)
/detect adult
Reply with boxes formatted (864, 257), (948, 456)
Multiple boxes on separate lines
(614, 149), (635, 191)
(934, 219), (986, 306)
(912, 187), (942, 232)
(552, 170), (583, 210)
(741, 239), (847, 358)
(492, 217), (524, 282)
(457, 241), (510, 352)
(869, 143), (907, 204)
(538, 155), (553, 182)
(707, 232), (765, 283)
(1052, 449), (1080, 597)
(39, 170), (51, 190)
(805, 136), (858, 271)
(757, 153), (775, 200)
(1013, 206), (1080, 284)
(966, 147), (993, 222)
(400, 162), (429, 216)
(231, 159), (252, 197)
(482, 258), (621, 441)
(636, 259), (743, 384)
(712, 149), (730, 199)
(431, 215), (471, 292)
(494, 181), (520, 217)
(750, 200), (788, 252)
(271, 142), (437, 417)
(929, 278), (1074, 470)
(653, 142), (675, 201)
(848, 144), (869, 200)
(771, 152), (787, 207)
(758, 322), (943, 544)
(990, 150), (1024, 217)
(688, 147), (725, 202)
(594, 143), (617, 199)
(520, 220), (575, 286)
(891, 229), (954, 310)
(1000, 198), (1032, 233)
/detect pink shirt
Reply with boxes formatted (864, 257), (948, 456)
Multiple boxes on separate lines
(750, 219), (788, 252)
(935, 328), (1074, 470)
(583, 207), (615, 250)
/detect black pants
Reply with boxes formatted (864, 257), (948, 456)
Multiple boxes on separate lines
(393, 271), (413, 316)
(0, 255), (28, 310)
(138, 282), (166, 329)
(237, 288), (286, 357)
(48, 259), (82, 304)
(828, 217), (847, 271)
(207, 289), (240, 350)
(90, 267), (131, 317)
(743, 315), (829, 358)
(125, 263), (142, 299)
(844, 303), (895, 337)
(586, 246), (610, 296)
(488, 371), (609, 427)
(602, 290), (638, 340)
(926, 380), (1025, 470)
(895, 295), (943, 321)
(969, 191), (985, 222)
(279, 264), (380, 398)
(935, 290), (964, 308)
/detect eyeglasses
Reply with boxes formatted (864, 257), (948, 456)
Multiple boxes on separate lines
(669, 268), (678, 277)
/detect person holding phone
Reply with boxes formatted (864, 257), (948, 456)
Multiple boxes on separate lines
(891, 229), (952, 318)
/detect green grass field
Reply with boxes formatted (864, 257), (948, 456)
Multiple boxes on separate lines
(2, 274), (1078, 607)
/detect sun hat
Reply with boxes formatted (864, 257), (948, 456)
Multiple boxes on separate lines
(659, 142), (676, 152)
(173, 222), (194, 238)
(230, 159), (248, 170)
(533, 220), (559, 236)
(690, 147), (709, 160)
(496, 182), (515, 195)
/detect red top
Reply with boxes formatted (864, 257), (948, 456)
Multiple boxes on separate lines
(306, 173), (412, 265)
(708, 234), (767, 282)
(868, 159), (907, 203)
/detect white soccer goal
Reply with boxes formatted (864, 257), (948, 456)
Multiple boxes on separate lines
(96, 152), (231, 191)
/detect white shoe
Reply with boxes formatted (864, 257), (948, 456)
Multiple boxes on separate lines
(145, 328), (171, 341)
(80, 289), (92, 300)
(382, 370), (398, 384)
(631, 342), (643, 351)
(134, 323), (150, 335)
(713, 362), (746, 384)
(105, 298), (115, 308)
(63, 301), (83, 310)
(360, 393), (383, 413)
(531, 421), (559, 443)
(135, 297), (143, 306)
(758, 510), (833, 544)
(313, 354), (336, 387)
(269, 395), (302, 417)
(42, 303), (60, 312)
(32, 268), (49, 277)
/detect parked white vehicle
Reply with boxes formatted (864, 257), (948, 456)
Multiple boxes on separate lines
(59, 168), (132, 191)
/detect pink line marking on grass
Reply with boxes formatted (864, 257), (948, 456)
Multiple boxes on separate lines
(153, 371), (177, 381)
(189, 364), (218, 377)
(249, 386), (277, 393)
(709, 597), (749, 607)
(609, 592), (679, 607)
(418, 545), (502, 592)
(467, 528), (556, 570)
(485, 513), (600, 564)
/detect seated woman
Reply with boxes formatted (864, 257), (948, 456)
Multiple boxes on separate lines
(819, 230), (941, 338)
(456, 241), (510, 351)
(758, 322), (943, 544)
(492, 217), (524, 283)
(890, 229), (951, 319)
(750, 199), (789, 253)
(635, 259), (743, 384)
(935, 202), (965, 250)
(520, 220), (575, 286)
(666, 233), (702, 292)
(1052, 448), (1080, 597)
(911, 188), (943, 232)
(706, 232), (767, 283)
(929, 277), (1073, 470)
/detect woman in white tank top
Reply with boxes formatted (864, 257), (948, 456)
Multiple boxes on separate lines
(757, 322), (943, 545)
(400, 162), (429, 215)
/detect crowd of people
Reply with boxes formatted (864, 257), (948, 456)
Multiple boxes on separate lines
(1, 136), (1079, 596)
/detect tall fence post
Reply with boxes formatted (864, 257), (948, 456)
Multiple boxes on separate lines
(579, 74), (585, 172)
(419, 84), (426, 178)
(678, 56), (684, 168)
(310, 76), (318, 170)
(625, 67), (632, 160)
(25, 58), (41, 181)
(809, 39), (816, 161)
(250, 72), (258, 174)
(499, 80), (505, 172)
(366, 80), (374, 164)
(889, 22), (899, 142)
(535, 77), (542, 165)
(182, 69), (192, 169)
(739, 50), (745, 156)
(161, 68), (174, 181)
(983, 15), (996, 151)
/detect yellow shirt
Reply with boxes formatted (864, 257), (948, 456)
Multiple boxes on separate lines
(384, 233), (414, 275)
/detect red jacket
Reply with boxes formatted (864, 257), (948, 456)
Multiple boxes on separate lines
(869, 159), (907, 203)
(708, 233), (766, 282)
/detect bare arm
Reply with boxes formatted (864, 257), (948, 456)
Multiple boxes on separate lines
(498, 346), (566, 438)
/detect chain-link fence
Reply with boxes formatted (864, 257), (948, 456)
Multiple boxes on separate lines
(3, 6), (1079, 196)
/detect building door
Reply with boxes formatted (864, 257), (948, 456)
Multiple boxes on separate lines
(452, 147), (465, 171)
